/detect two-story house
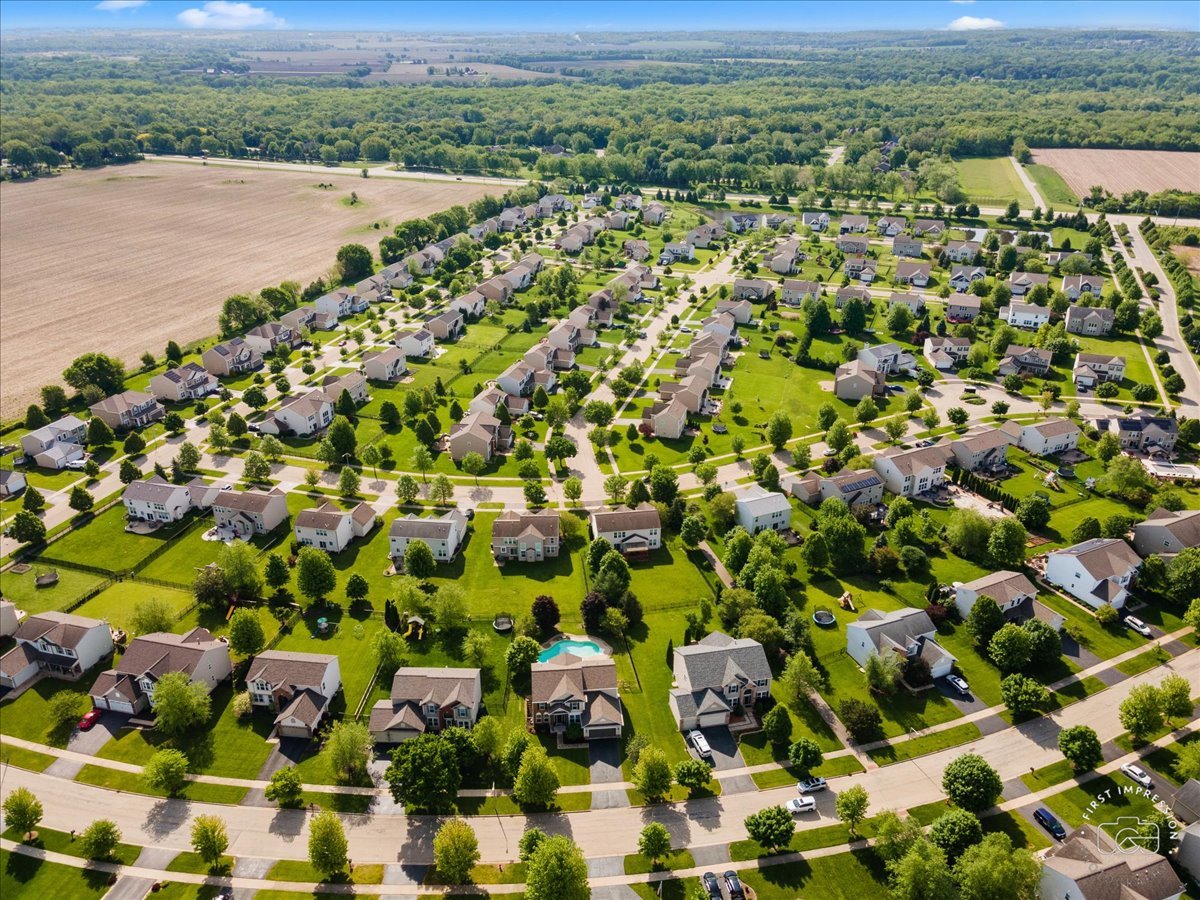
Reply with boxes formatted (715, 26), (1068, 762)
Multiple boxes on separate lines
(202, 338), (262, 377)
(733, 484), (793, 535)
(846, 608), (956, 680)
(369, 667), (483, 743)
(529, 654), (623, 740)
(949, 265), (987, 292)
(394, 327), (435, 359)
(448, 410), (513, 461)
(1000, 419), (1081, 458)
(999, 302), (1051, 330)
(89, 390), (165, 431)
(1109, 414), (1178, 455)
(668, 631), (772, 730)
(294, 501), (377, 554)
(1063, 274), (1104, 300)
(950, 427), (1016, 473)
(1072, 352), (1125, 388)
(946, 293), (981, 321)
(997, 344), (1052, 377)
(858, 342), (915, 375)
(892, 235), (924, 258)
(923, 336), (970, 370)
(733, 278), (775, 302)
(258, 390), (334, 437)
(20, 415), (87, 469)
(873, 444), (953, 497)
(1064, 305), (1114, 336)
(954, 571), (1063, 630)
(490, 510), (560, 562)
(361, 346), (407, 382)
(242, 322), (300, 356)
(1045, 538), (1142, 610)
(123, 475), (195, 523)
(894, 261), (932, 287)
(1132, 508), (1200, 558)
(90, 628), (231, 716)
(0, 612), (113, 690)
(390, 510), (468, 564)
(590, 504), (662, 556)
(150, 363), (217, 403)
(211, 487), (289, 537)
(246, 650), (341, 739)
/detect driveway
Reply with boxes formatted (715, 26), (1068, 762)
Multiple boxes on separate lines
(934, 678), (988, 716)
(243, 736), (318, 807)
(46, 711), (125, 779)
(588, 738), (628, 809)
(700, 727), (756, 794)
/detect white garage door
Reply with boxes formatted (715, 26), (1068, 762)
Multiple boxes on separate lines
(698, 712), (728, 729)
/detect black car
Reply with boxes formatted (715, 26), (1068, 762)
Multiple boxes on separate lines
(724, 870), (746, 900)
(702, 871), (722, 900)
(1033, 807), (1066, 840)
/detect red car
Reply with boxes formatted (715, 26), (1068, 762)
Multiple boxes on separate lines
(77, 708), (103, 731)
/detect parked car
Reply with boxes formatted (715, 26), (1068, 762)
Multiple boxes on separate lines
(786, 796), (817, 814)
(1124, 616), (1152, 638)
(1033, 807), (1066, 840)
(947, 675), (971, 697)
(77, 708), (103, 731)
(724, 870), (746, 900)
(65, 459), (88, 470)
(679, 326), (692, 334)
(702, 872), (721, 900)
(1121, 763), (1153, 789)
(797, 777), (827, 793)
(688, 730), (714, 760)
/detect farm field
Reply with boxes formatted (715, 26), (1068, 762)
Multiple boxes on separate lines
(954, 157), (1033, 208)
(1030, 148), (1200, 197)
(0, 161), (494, 416)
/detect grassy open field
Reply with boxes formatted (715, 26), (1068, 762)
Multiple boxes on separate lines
(954, 157), (1033, 208)
(1025, 163), (1080, 207)
(0, 161), (494, 416)
(1030, 148), (1200, 197)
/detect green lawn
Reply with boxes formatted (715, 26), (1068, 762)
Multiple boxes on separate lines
(749, 753), (865, 789)
(955, 157), (1034, 208)
(74, 763), (249, 804)
(0, 742), (56, 772)
(623, 849), (697, 876)
(737, 849), (889, 900)
(1042, 774), (1172, 843)
(1021, 758), (1079, 792)
(1116, 645), (1172, 677)
(0, 850), (111, 900)
(37, 506), (192, 572)
(165, 851), (233, 876)
(618, 611), (693, 775)
(0, 675), (106, 746)
(71, 582), (194, 635)
(2, 825), (139, 866)
(1141, 733), (1199, 786)
(867, 721), (983, 765)
(0, 566), (110, 616)
(266, 859), (384, 885)
(1025, 163), (1080, 207)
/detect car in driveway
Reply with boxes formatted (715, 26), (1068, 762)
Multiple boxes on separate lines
(947, 674), (971, 697)
(1121, 763), (1153, 788)
(787, 796), (817, 814)
(688, 730), (713, 760)
(797, 777), (827, 793)
(1124, 615), (1152, 638)
(77, 708), (103, 731)
(65, 458), (88, 470)
(1033, 807), (1066, 840)
(724, 870), (746, 900)
(702, 872), (721, 900)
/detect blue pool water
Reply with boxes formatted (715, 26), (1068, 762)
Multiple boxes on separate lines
(538, 639), (603, 662)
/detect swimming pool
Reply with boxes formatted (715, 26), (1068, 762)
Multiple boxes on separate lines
(538, 639), (604, 662)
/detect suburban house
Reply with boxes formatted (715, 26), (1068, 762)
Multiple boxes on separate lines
(615, 193), (642, 210)
(379, 261), (416, 287)
(1007, 271), (1050, 297)
(876, 216), (907, 236)
(389, 510), (468, 564)
(450, 291), (487, 319)
(246, 650), (341, 739)
(668, 631), (772, 730)
(714, 299), (754, 324)
(123, 475), (195, 523)
(733, 483), (793, 535)
(547, 318), (596, 355)
(150, 362), (217, 402)
(1064, 304), (1115, 336)
(591, 504), (662, 555)
(1132, 508), (1200, 558)
(944, 240), (980, 263)
(781, 279), (821, 306)
(1000, 419), (1081, 457)
(839, 214), (869, 233)
(369, 667), (483, 743)
(361, 346), (407, 382)
(997, 344), (1052, 377)
(529, 654), (624, 740)
(835, 359), (886, 401)
(394, 328), (435, 359)
(315, 288), (367, 320)
(873, 444), (952, 498)
(0, 601), (20, 638)
(1046, 250), (1093, 268)
(242, 321), (300, 355)
(659, 372), (710, 414)
(320, 372), (369, 406)
(90, 628), (231, 716)
(202, 338), (261, 377)
(999, 302), (1051, 329)
(892, 235), (924, 258)
(733, 278), (775, 302)
(765, 240), (802, 274)
(702, 312), (737, 339)
(490, 509), (561, 562)
(258, 390), (334, 437)
(686, 223), (724, 248)
(448, 410), (513, 461)
(425, 310), (464, 342)
(603, 209), (632, 231)
(0, 612), (113, 691)
(913, 219), (945, 237)
(211, 487), (288, 536)
(801, 211), (829, 231)
(89, 390), (165, 431)
(837, 235), (869, 255)
(764, 212), (794, 231)
(643, 398), (689, 440)
(1045, 538), (1142, 610)
(1073, 352), (1126, 388)
(1063, 274), (1105, 300)
(0, 470), (27, 499)
(949, 265), (986, 292)
(846, 608), (957, 680)
(471, 387), (527, 419)
(496, 361), (535, 398)
(294, 501), (377, 554)
(642, 201), (667, 224)
(786, 468), (885, 510)
(1109, 414), (1178, 455)
(950, 427), (1016, 473)
(954, 571), (1064, 630)
(20, 415), (87, 469)
(923, 336), (970, 370)
(836, 285), (871, 309)
(946, 293), (982, 321)
(858, 342), (915, 375)
(844, 256), (877, 282)
(624, 239), (652, 261)
(536, 193), (573, 216)
(894, 261), (931, 287)
(1039, 824), (1183, 900)
(888, 291), (925, 315)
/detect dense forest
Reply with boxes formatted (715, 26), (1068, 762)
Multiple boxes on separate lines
(2, 29), (1198, 194)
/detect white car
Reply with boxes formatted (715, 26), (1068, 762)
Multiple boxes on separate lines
(1121, 763), (1153, 789)
(688, 730), (713, 760)
(1124, 616), (1152, 638)
(946, 675), (971, 697)
(797, 777), (827, 794)
(786, 796), (817, 814)
(65, 459), (88, 470)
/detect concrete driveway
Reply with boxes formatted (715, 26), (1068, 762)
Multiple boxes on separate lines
(935, 677), (988, 716)
(700, 727), (756, 794)
(588, 738), (627, 809)
(44, 710), (126, 779)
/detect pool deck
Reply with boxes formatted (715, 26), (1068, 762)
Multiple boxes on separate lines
(537, 632), (613, 662)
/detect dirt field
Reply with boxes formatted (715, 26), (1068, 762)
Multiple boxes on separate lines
(1031, 148), (1200, 197)
(1173, 244), (1200, 277)
(0, 162), (493, 416)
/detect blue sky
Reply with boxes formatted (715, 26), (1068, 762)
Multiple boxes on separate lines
(1, 1), (1196, 32)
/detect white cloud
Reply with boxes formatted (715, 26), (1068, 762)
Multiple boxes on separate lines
(177, 1), (285, 29)
(947, 15), (1005, 30)
(96, 0), (147, 9)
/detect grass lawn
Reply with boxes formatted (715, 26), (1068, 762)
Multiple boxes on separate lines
(982, 809), (1053, 851)
(731, 817), (882, 861)
(867, 721), (983, 765)
(749, 753), (865, 789)
(165, 852), (234, 876)
(0, 567), (110, 616)
(623, 849), (697, 875)
(38, 506), (193, 572)
(267, 859), (384, 885)
(955, 157), (1034, 208)
(1042, 773), (1172, 842)
(630, 877), (704, 900)
(737, 848), (889, 900)
(0, 742), (56, 772)
(0, 675), (107, 746)
(1021, 759), (1079, 793)
(1025, 163), (1079, 207)
(1141, 733), (1199, 786)
(271, 604), (386, 717)
(1116, 645), (1172, 677)
(2, 825), (140, 866)
(425, 862), (527, 885)
(145, 885), (224, 900)
(74, 763), (248, 804)
(738, 700), (843, 762)
(0, 850), (111, 900)
(618, 611), (693, 775)
(72, 582), (195, 635)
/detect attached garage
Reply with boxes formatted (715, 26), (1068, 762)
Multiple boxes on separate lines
(698, 711), (730, 729)
(93, 696), (135, 715)
(277, 718), (316, 740)
(585, 726), (621, 739)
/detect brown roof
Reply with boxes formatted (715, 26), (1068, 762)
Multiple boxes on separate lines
(213, 487), (285, 513)
(592, 503), (660, 534)
(295, 500), (350, 531)
(961, 571), (1036, 605)
(247, 650), (336, 689)
(491, 509), (560, 540)
(13, 611), (106, 649)
(1043, 824), (1183, 900)
(109, 627), (222, 680)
